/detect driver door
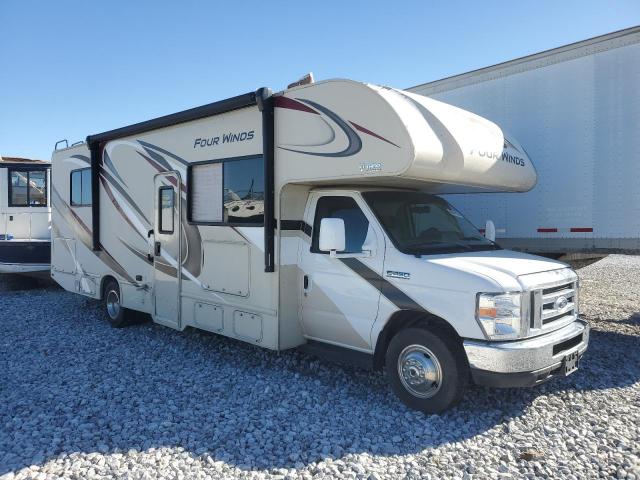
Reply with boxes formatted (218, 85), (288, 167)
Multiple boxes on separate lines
(298, 193), (384, 351)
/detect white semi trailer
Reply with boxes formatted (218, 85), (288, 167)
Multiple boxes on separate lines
(410, 26), (640, 255)
(51, 79), (589, 412)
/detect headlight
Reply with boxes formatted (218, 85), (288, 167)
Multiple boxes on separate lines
(476, 292), (523, 340)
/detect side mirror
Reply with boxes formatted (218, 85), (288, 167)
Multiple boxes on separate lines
(319, 218), (346, 253)
(485, 220), (496, 242)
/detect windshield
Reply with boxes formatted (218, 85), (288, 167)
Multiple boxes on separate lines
(363, 191), (500, 255)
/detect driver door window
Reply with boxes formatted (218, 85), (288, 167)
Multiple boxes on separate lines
(311, 196), (369, 254)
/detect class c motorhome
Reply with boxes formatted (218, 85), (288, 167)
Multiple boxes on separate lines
(0, 156), (51, 274)
(51, 79), (589, 412)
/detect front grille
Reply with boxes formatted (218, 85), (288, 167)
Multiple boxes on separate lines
(530, 280), (578, 333)
(542, 309), (575, 325)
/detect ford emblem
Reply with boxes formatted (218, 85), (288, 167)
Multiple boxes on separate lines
(555, 296), (568, 311)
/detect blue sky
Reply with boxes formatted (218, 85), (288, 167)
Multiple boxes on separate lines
(1, 0), (638, 160)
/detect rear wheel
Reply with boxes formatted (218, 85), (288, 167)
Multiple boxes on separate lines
(103, 279), (131, 328)
(386, 327), (468, 413)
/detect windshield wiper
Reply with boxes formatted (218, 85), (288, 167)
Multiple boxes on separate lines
(406, 241), (473, 252)
(459, 236), (487, 241)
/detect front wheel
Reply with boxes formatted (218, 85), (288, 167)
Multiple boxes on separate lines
(386, 327), (468, 413)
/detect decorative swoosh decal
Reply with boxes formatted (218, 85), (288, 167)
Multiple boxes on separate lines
(103, 151), (128, 188)
(349, 121), (400, 148)
(138, 140), (190, 167)
(279, 98), (362, 157)
(71, 154), (91, 165)
(276, 97), (399, 156)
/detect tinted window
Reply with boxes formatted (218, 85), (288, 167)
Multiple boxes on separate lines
(311, 196), (369, 254)
(10, 171), (28, 206)
(159, 187), (174, 234)
(224, 157), (264, 224)
(9, 169), (48, 207)
(81, 169), (92, 205)
(28, 171), (46, 206)
(71, 168), (91, 206)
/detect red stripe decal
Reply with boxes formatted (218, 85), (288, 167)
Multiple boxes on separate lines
(537, 228), (558, 233)
(69, 208), (91, 236)
(570, 227), (593, 233)
(479, 228), (486, 233)
(139, 152), (187, 193)
(139, 152), (165, 173)
(274, 97), (318, 114)
(349, 121), (400, 148)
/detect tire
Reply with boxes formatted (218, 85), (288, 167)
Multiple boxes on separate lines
(103, 279), (131, 328)
(385, 327), (468, 413)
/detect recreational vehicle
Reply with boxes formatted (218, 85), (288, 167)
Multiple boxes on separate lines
(51, 79), (589, 412)
(409, 26), (640, 256)
(0, 156), (51, 274)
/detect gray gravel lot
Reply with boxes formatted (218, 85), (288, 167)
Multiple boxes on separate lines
(1, 256), (639, 479)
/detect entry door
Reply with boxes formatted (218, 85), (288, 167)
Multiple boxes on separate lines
(298, 194), (383, 351)
(153, 172), (181, 328)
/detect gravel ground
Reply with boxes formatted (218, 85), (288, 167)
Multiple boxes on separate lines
(1, 256), (639, 479)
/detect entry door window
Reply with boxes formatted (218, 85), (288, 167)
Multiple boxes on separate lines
(311, 196), (369, 254)
(159, 187), (175, 234)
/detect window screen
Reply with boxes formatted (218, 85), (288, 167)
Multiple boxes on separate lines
(71, 168), (91, 206)
(9, 169), (48, 207)
(159, 187), (175, 234)
(191, 162), (223, 222)
(189, 156), (264, 225)
(311, 196), (369, 254)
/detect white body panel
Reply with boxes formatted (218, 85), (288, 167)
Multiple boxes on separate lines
(409, 27), (640, 253)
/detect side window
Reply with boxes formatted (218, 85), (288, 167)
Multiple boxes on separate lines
(158, 187), (175, 234)
(70, 168), (92, 206)
(9, 170), (28, 206)
(224, 157), (264, 224)
(9, 169), (48, 207)
(311, 196), (369, 254)
(188, 155), (264, 225)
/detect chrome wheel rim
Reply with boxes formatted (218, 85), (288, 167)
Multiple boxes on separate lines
(106, 289), (121, 319)
(398, 344), (443, 398)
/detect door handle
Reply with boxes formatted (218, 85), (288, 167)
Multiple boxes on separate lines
(303, 274), (312, 294)
(154, 241), (161, 256)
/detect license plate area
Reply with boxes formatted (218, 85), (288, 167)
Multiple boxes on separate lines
(563, 350), (579, 376)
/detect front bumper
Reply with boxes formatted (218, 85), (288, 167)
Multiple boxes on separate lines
(464, 318), (590, 388)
